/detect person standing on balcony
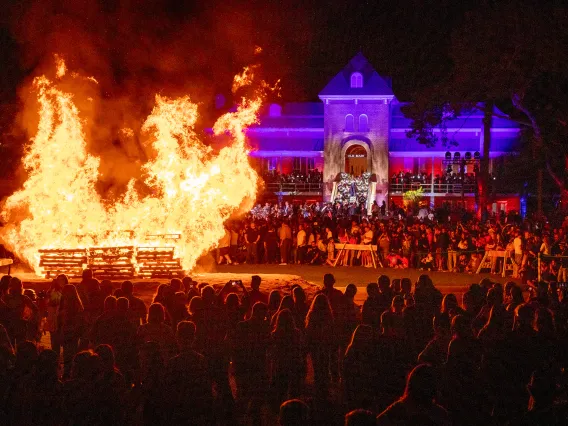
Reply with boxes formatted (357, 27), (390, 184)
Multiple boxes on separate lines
(279, 220), (292, 265)
(245, 222), (260, 264)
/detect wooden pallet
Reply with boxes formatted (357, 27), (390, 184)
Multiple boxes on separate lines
(87, 246), (136, 280)
(136, 246), (184, 278)
(39, 248), (88, 279)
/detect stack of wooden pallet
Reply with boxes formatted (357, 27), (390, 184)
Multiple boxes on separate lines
(136, 246), (184, 279)
(39, 249), (87, 279)
(87, 246), (136, 280)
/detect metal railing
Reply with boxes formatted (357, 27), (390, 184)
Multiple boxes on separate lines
(389, 182), (477, 194)
(264, 182), (324, 194)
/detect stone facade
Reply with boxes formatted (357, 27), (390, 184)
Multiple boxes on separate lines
(322, 99), (391, 204)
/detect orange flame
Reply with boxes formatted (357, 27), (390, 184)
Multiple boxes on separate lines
(0, 59), (262, 274)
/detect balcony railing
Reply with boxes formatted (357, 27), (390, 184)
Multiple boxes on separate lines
(264, 182), (323, 194)
(389, 182), (477, 194)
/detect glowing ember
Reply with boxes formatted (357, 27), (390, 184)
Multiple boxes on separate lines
(0, 57), (262, 275)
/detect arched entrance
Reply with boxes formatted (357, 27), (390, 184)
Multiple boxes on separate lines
(345, 144), (368, 176)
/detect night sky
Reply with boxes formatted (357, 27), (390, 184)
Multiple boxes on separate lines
(0, 0), (477, 105)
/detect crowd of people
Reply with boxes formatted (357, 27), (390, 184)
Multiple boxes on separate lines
(262, 170), (324, 185)
(221, 202), (568, 282)
(0, 271), (567, 425)
(390, 170), (478, 187)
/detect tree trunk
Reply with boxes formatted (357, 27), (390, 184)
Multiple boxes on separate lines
(512, 93), (544, 215)
(478, 102), (492, 219)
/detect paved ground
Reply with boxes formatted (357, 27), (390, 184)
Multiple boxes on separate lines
(213, 263), (519, 299)
(214, 263), (506, 286)
(19, 263), (519, 307)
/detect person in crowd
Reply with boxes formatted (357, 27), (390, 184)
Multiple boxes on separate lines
(345, 409), (376, 426)
(162, 321), (213, 424)
(57, 284), (86, 378)
(292, 285), (309, 329)
(279, 220), (293, 265)
(267, 290), (282, 319)
(271, 309), (304, 405)
(231, 301), (270, 404)
(417, 313), (451, 366)
(376, 364), (450, 425)
(245, 222), (261, 264)
(305, 294), (335, 398)
(295, 224), (307, 264)
(218, 225), (233, 265)
(3, 277), (38, 345)
(121, 280), (147, 328)
(45, 275), (64, 358)
(136, 303), (177, 363)
(343, 324), (379, 411)
(278, 399), (311, 426)
(243, 275), (268, 312)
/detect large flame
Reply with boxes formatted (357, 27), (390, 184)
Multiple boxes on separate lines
(0, 59), (261, 274)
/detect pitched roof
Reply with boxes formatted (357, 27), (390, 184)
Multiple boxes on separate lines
(319, 52), (395, 98)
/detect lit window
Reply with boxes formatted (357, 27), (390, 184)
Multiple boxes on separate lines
(350, 72), (363, 88)
(345, 114), (354, 131)
(359, 114), (368, 131)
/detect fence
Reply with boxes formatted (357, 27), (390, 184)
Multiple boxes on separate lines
(537, 253), (568, 282)
(389, 182), (476, 194)
(264, 182), (323, 194)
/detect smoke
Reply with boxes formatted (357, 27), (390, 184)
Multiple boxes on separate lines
(5, 0), (311, 198)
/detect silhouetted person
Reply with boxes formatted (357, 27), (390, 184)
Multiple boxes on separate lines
(136, 303), (176, 363)
(63, 350), (104, 425)
(272, 309), (304, 404)
(305, 294), (335, 399)
(279, 399), (311, 426)
(377, 364), (450, 426)
(58, 284), (85, 378)
(162, 321), (213, 424)
(418, 313), (451, 367)
(345, 409), (376, 426)
(4, 277), (38, 345)
(121, 280), (147, 327)
(232, 301), (270, 416)
(30, 349), (63, 426)
(94, 344), (128, 425)
(362, 283), (382, 329)
(343, 325), (379, 411)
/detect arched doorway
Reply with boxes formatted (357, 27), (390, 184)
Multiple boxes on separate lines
(345, 144), (368, 176)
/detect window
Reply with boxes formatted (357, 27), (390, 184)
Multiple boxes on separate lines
(345, 114), (354, 132)
(350, 72), (363, 88)
(359, 114), (368, 131)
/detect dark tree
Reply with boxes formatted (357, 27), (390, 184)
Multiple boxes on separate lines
(404, 0), (568, 215)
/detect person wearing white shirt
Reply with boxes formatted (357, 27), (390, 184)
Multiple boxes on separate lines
(361, 225), (374, 267)
(296, 225), (307, 264)
(512, 232), (523, 278)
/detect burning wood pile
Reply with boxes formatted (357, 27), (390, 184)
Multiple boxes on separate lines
(39, 244), (184, 280)
(0, 57), (264, 278)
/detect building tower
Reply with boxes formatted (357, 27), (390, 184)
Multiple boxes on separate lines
(319, 53), (395, 206)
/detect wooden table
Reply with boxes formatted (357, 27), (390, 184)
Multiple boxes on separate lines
(332, 244), (383, 268)
(476, 250), (513, 277)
